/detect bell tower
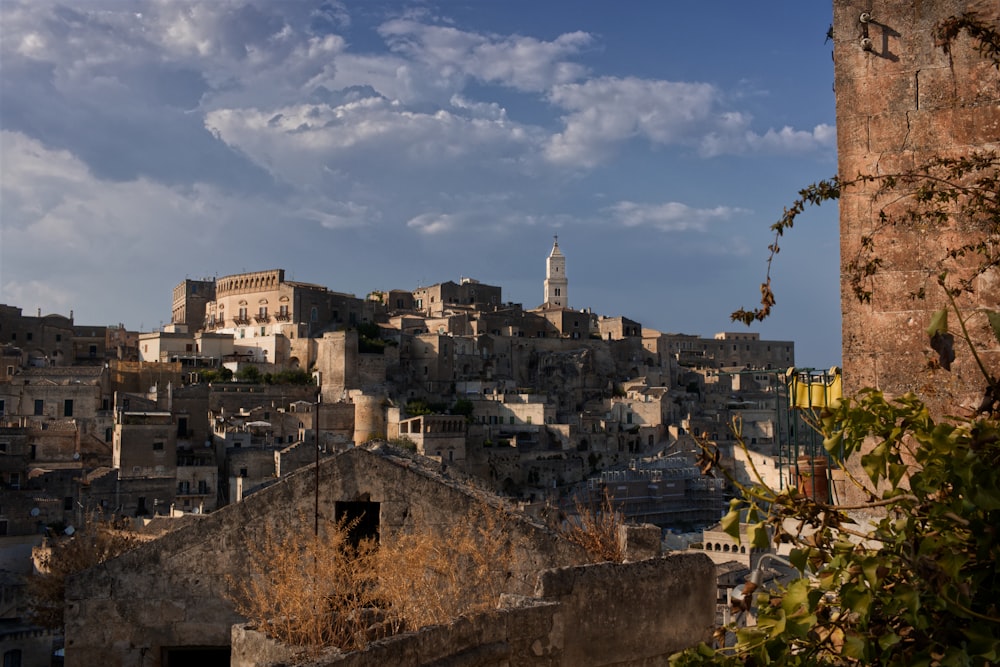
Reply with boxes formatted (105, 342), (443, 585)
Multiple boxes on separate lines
(544, 236), (568, 308)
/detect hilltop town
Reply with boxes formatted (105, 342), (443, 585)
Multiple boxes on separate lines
(1, 239), (815, 663)
(1, 239), (800, 530)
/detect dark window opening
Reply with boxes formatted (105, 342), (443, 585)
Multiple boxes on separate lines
(335, 500), (380, 547)
(161, 646), (231, 667)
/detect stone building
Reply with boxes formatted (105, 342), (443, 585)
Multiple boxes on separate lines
(64, 444), (715, 666)
(171, 278), (216, 331)
(202, 269), (367, 343)
(411, 277), (502, 317)
(0, 306), (76, 368)
(834, 0), (1000, 411)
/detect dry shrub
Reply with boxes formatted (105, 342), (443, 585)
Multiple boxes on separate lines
(230, 503), (525, 651)
(557, 490), (625, 563)
(228, 516), (380, 652)
(28, 515), (143, 629)
(377, 503), (523, 631)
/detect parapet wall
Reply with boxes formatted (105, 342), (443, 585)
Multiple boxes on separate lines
(231, 552), (715, 667)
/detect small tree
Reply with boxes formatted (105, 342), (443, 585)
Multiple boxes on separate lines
(28, 516), (142, 630)
(555, 489), (626, 563)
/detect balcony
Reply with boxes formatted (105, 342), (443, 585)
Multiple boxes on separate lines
(233, 317), (251, 326)
(274, 312), (292, 322)
(254, 314), (270, 324)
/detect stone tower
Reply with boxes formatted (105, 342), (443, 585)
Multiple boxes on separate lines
(834, 0), (999, 416)
(543, 236), (569, 308)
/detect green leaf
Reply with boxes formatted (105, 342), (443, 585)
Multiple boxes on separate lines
(842, 632), (868, 660)
(926, 308), (948, 336)
(963, 625), (1000, 660)
(781, 579), (811, 615)
(749, 521), (770, 550)
(789, 548), (808, 573)
(720, 508), (742, 542)
(987, 310), (1000, 345)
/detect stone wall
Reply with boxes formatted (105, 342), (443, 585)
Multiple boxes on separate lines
(230, 553), (715, 667)
(834, 0), (1000, 413)
(64, 445), (590, 666)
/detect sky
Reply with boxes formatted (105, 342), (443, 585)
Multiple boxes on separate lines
(0, 1), (842, 368)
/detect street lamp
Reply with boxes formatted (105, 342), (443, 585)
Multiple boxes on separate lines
(747, 552), (795, 588)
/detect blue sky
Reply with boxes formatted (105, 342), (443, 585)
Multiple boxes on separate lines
(0, 1), (842, 367)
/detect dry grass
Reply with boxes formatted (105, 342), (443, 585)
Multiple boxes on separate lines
(557, 490), (625, 563)
(228, 516), (381, 652)
(376, 503), (523, 631)
(229, 503), (525, 652)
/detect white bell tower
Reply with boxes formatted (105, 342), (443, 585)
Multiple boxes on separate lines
(544, 236), (568, 308)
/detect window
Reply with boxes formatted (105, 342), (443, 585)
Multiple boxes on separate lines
(0, 399), (4, 414)
(64, 496), (73, 511)
(30, 445), (36, 460)
(240, 468), (248, 478)
(0, 443), (6, 453)
(8, 473), (20, 490)
(152, 442), (164, 451)
(198, 480), (209, 494)
(2, 648), (20, 667)
(89, 344), (97, 358)
(0, 521), (7, 538)
(258, 306), (268, 319)
(238, 307), (248, 320)
(56, 334), (62, 342)
(555, 288), (560, 296)
(33, 400), (43, 416)
(64, 399), (73, 417)
(26, 332), (32, 341)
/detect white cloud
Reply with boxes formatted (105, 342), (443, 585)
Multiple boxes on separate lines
(545, 77), (718, 167)
(699, 123), (836, 157)
(545, 76), (836, 166)
(406, 212), (461, 235)
(378, 19), (592, 93)
(0, 131), (281, 317)
(608, 200), (746, 232)
(204, 97), (541, 186)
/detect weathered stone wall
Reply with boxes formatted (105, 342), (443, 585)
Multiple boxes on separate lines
(835, 0), (1000, 413)
(230, 553), (715, 667)
(64, 445), (590, 666)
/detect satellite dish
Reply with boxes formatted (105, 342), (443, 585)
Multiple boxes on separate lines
(30, 507), (40, 517)
(64, 525), (76, 536)
(73, 452), (80, 460)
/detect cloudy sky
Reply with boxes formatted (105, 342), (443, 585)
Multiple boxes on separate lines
(0, 1), (841, 367)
